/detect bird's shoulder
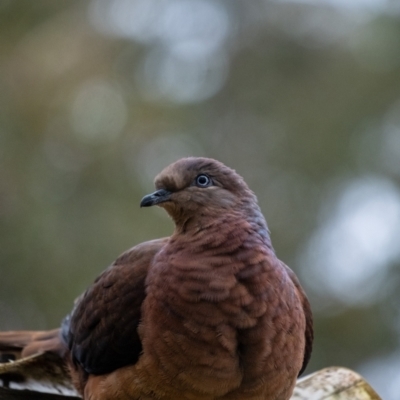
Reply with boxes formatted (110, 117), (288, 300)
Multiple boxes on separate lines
(61, 237), (168, 375)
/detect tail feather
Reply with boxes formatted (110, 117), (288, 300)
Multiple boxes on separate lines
(0, 329), (66, 359)
(0, 330), (73, 394)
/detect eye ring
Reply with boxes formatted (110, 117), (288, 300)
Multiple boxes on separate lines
(195, 174), (212, 187)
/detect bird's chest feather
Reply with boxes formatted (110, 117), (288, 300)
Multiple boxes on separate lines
(136, 230), (301, 398)
(144, 231), (273, 330)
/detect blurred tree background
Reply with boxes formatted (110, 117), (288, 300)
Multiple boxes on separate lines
(1, 0), (400, 398)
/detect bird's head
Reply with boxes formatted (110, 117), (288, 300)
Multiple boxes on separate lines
(140, 157), (259, 228)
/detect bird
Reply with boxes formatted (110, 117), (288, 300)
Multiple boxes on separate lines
(0, 157), (313, 400)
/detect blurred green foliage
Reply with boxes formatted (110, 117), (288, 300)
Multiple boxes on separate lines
(1, 1), (400, 398)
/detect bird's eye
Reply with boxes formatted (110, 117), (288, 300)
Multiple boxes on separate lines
(195, 174), (212, 187)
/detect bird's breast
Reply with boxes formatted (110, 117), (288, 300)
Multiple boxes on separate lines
(134, 224), (306, 399)
(139, 251), (247, 396)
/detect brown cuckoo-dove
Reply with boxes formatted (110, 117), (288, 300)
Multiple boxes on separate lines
(0, 157), (313, 400)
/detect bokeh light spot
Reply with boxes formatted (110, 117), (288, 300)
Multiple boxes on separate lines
(301, 176), (400, 306)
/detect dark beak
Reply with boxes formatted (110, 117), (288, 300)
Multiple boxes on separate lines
(140, 189), (172, 207)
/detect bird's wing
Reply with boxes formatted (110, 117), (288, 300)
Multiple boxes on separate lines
(61, 238), (168, 376)
(280, 261), (313, 376)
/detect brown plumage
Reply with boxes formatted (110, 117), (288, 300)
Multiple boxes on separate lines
(0, 157), (313, 399)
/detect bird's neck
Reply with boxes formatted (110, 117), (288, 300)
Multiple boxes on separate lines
(172, 203), (273, 255)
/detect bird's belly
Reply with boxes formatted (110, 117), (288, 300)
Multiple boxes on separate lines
(137, 295), (244, 398)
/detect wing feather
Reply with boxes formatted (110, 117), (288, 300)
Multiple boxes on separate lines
(61, 238), (168, 375)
